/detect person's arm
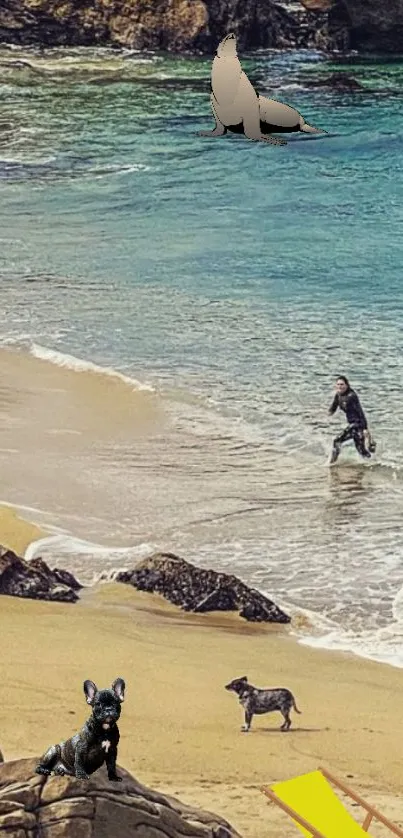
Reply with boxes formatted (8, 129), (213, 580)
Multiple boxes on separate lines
(328, 394), (338, 415)
(349, 393), (368, 429)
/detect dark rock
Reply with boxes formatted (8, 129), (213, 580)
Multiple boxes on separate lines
(303, 0), (403, 53)
(116, 552), (290, 623)
(0, 0), (401, 53)
(0, 0), (327, 52)
(48, 565), (83, 591)
(330, 0), (403, 53)
(0, 757), (242, 838)
(0, 749), (3, 764)
(0, 545), (81, 603)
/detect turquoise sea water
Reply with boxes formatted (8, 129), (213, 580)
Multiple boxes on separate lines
(1, 45), (403, 665)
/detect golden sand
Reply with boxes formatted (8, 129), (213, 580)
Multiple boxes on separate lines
(1, 579), (403, 838)
(0, 505), (47, 556)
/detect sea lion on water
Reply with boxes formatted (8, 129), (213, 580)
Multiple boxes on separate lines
(199, 33), (326, 145)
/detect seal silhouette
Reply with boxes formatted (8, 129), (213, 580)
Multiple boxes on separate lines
(200, 33), (326, 145)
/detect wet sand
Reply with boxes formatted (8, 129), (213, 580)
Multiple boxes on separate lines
(0, 345), (167, 545)
(1, 572), (403, 837)
(2, 350), (403, 837)
(0, 505), (47, 555)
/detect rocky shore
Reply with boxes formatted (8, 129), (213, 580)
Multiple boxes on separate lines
(0, 0), (401, 55)
(0, 545), (82, 603)
(2, 535), (403, 838)
(115, 552), (290, 623)
(0, 544), (290, 623)
(0, 757), (239, 838)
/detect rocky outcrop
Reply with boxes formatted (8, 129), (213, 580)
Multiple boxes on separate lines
(0, 0), (327, 51)
(115, 552), (290, 623)
(301, 0), (403, 52)
(0, 545), (82, 603)
(0, 756), (240, 838)
(334, 0), (403, 52)
(29, 558), (83, 591)
(0, 0), (400, 53)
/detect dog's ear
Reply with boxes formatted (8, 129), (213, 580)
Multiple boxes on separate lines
(111, 677), (125, 703)
(83, 680), (98, 705)
(241, 676), (248, 682)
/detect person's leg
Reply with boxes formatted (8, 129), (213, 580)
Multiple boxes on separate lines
(364, 429), (377, 453)
(353, 427), (371, 458)
(330, 426), (353, 463)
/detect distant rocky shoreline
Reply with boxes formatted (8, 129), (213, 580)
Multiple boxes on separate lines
(0, 544), (290, 623)
(0, 0), (401, 56)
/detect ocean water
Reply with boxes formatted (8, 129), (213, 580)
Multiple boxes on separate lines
(1, 44), (403, 666)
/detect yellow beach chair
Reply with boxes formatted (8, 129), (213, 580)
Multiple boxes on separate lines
(261, 767), (403, 837)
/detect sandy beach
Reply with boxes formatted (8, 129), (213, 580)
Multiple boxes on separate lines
(0, 505), (47, 555)
(2, 40), (403, 838)
(1, 518), (403, 837)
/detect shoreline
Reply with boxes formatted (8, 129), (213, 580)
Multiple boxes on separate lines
(2, 582), (403, 837)
(2, 509), (403, 835)
(0, 504), (48, 557)
(2, 502), (403, 674)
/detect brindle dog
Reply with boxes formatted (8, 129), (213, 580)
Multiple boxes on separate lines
(225, 675), (301, 732)
(36, 678), (125, 780)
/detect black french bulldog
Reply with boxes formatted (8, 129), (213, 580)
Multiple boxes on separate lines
(35, 677), (126, 781)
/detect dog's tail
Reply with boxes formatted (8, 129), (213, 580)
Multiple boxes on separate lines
(300, 117), (327, 134)
(293, 696), (302, 714)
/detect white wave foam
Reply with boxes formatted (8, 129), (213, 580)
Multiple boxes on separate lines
(290, 581), (403, 670)
(0, 154), (57, 165)
(89, 163), (150, 177)
(25, 533), (156, 585)
(24, 533), (132, 562)
(270, 581), (403, 670)
(298, 625), (403, 669)
(30, 343), (155, 392)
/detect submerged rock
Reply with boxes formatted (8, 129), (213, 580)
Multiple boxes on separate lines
(302, 70), (365, 90)
(0, 545), (82, 603)
(116, 551), (291, 623)
(0, 756), (241, 838)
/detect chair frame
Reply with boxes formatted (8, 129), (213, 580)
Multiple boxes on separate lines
(261, 766), (403, 837)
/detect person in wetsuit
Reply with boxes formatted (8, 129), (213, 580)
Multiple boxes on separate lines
(328, 376), (375, 463)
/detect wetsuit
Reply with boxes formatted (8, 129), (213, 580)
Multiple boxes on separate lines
(329, 388), (371, 460)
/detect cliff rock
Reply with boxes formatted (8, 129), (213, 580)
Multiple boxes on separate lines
(0, 0), (327, 51)
(301, 0), (403, 52)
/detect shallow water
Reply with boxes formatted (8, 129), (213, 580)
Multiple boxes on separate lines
(1, 45), (403, 666)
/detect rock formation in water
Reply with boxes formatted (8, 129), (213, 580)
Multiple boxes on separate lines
(301, 0), (403, 52)
(0, 0), (326, 52)
(0, 756), (239, 838)
(115, 551), (291, 623)
(0, 0), (398, 54)
(0, 545), (82, 602)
